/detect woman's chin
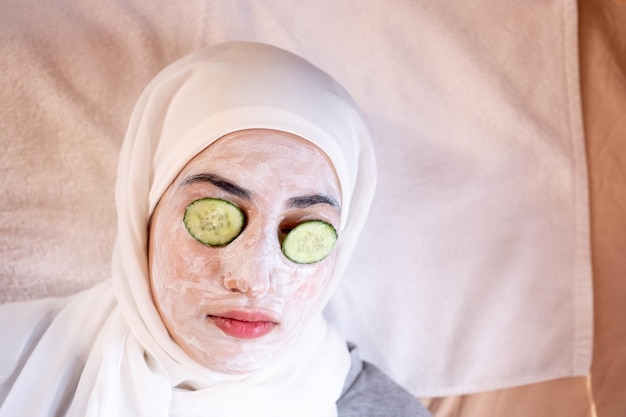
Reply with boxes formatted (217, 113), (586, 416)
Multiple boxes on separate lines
(185, 335), (291, 374)
(194, 351), (281, 375)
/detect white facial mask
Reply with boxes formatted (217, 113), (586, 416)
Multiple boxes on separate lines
(149, 129), (341, 373)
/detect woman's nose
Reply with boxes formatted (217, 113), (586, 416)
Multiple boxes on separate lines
(221, 222), (276, 298)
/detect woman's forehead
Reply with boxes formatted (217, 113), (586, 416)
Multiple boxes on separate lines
(176, 129), (341, 200)
(206, 129), (330, 159)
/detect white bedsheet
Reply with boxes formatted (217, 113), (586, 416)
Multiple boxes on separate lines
(0, 0), (592, 396)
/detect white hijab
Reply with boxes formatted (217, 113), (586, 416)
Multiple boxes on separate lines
(0, 42), (376, 417)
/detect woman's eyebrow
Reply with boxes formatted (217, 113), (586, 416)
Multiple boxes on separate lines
(179, 173), (251, 200)
(286, 194), (340, 210)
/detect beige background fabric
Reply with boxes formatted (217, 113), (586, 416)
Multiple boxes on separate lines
(421, 377), (593, 417)
(579, 0), (626, 415)
(0, 0), (610, 413)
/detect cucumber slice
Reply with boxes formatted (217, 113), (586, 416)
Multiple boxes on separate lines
(282, 220), (337, 264)
(184, 198), (245, 246)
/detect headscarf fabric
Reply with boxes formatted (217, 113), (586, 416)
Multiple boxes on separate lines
(0, 41), (376, 417)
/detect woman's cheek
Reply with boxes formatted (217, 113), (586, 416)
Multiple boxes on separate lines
(279, 257), (336, 327)
(162, 212), (221, 279)
(152, 227), (222, 316)
(289, 265), (330, 300)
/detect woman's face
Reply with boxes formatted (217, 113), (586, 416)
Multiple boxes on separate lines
(148, 129), (341, 374)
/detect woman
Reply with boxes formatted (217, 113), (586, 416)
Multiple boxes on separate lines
(0, 41), (430, 416)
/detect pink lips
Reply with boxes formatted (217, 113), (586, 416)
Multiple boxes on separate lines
(208, 311), (277, 339)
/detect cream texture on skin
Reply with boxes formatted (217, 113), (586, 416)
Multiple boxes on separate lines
(149, 129), (341, 374)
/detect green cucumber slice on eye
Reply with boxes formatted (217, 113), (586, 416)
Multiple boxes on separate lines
(183, 198), (245, 246)
(282, 220), (337, 264)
